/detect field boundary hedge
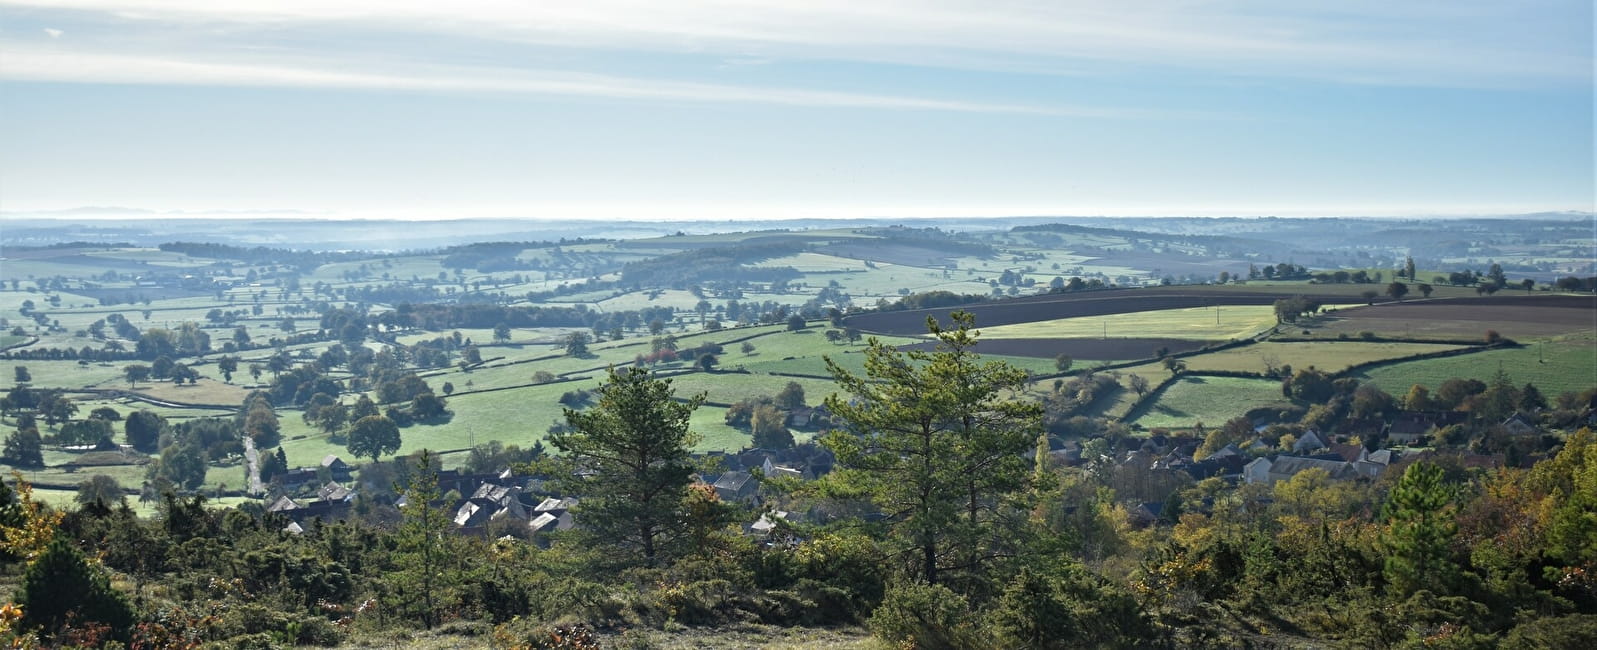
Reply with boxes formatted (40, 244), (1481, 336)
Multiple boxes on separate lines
(0, 335), (39, 352)
(1332, 342), (1500, 380)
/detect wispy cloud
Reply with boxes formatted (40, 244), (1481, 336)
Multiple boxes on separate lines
(1, 0), (1588, 87)
(42, 27), (62, 38)
(2, 44), (1162, 116)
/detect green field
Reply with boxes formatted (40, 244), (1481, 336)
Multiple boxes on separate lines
(1182, 340), (1470, 375)
(1062, 362), (1172, 420)
(5, 360), (129, 389)
(1130, 376), (1292, 429)
(1356, 333), (1597, 398)
(977, 305), (1283, 341)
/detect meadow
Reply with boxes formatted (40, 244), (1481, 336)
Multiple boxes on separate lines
(1179, 340), (1471, 375)
(1128, 375), (1291, 429)
(1356, 331), (1597, 398)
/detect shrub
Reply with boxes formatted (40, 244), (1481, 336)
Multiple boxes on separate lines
(490, 622), (602, 650)
(20, 537), (135, 639)
(988, 565), (1155, 649)
(867, 582), (978, 649)
(293, 616), (344, 646)
(1502, 614), (1597, 650)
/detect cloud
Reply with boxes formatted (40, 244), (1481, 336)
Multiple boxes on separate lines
(1, 44), (1165, 117)
(42, 27), (62, 38)
(0, 0), (1588, 87)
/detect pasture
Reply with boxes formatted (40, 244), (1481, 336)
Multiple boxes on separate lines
(1129, 376), (1292, 429)
(1180, 341), (1471, 375)
(1355, 332), (1597, 398)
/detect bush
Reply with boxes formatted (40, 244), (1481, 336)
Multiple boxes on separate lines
(211, 633), (279, 650)
(491, 621), (603, 650)
(20, 537), (135, 639)
(293, 615), (344, 646)
(1501, 614), (1597, 649)
(868, 582), (978, 649)
(988, 566), (1155, 649)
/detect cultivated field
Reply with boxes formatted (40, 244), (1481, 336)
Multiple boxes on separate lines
(973, 305), (1279, 341)
(845, 286), (1381, 335)
(1311, 295), (1597, 341)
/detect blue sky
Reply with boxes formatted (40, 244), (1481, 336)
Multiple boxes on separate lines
(0, 1), (1591, 220)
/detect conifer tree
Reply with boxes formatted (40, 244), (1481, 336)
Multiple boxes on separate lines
(821, 311), (1040, 591)
(387, 451), (458, 629)
(549, 367), (704, 567)
(20, 537), (134, 638)
(1383, 461), (1459, 595)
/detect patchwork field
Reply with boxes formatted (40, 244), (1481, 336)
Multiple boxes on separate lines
(5, 221), (1594, 528)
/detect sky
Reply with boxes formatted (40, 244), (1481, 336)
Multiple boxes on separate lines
(0, 0), (1592, 221)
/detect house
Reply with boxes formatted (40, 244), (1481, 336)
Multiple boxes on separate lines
(278, 468), (319, 490)
(453, 500), (492, 528)
(748, 510), (790, 537)
(1244, 455), (1362, 485)
(1386, 411), (1467, 445)
(276, 498), (352, 525)
(713, 471), (759, 504)
(1130, 502), (1165, 527)
(1355, 448), (1403, 478)
(1240, 437), (1273, 454)
(1186, 454), (1246, 480)
(785, 406), (830, 429)
(1326, 443), (1366, 463)
(761, 457), (811, 481)
(317, 481), (352, 502)
(1052, 441), (1083, 466)
(267, 495), (302, 513)
(1243, 458), (1273, 485)
(533, 496), (578, 514)
(1501, 413), (1537, 436)
(1292, 431), (1327, 454)
(1386, 413), (1438, 445)
(320, 455), (353, 481)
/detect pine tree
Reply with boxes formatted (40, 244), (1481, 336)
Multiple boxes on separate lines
(20, 537), (135, 637)
(386, 451), (459, 629)
(821, 311), (1040, 591)
(549, 367), (704, 567)
(1383, 461), (1459, 596)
